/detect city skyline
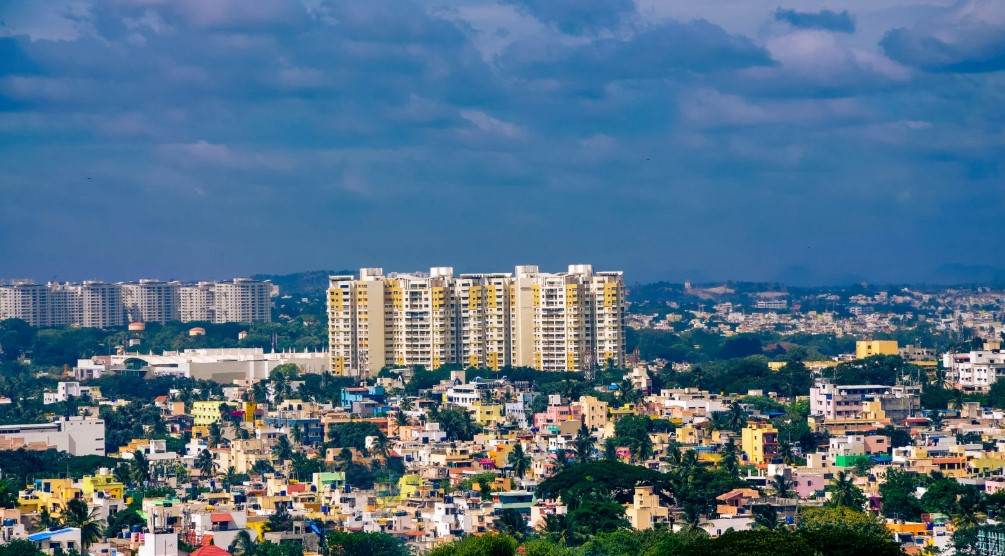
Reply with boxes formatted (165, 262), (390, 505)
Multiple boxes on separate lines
(2, 0), (1003, 285)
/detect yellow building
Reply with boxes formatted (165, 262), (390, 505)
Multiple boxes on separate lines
(625, 486), (670, 530)
(856, 340), (898, 359)
(578, 396), (609, 430)
(192, 400), (226, 425)
(676, 424), (699, 445)
(18, 479), (79, 515)
(471, 402), (505, 427)
(80, 473), (125, 500)
(741, 423), (779, 465)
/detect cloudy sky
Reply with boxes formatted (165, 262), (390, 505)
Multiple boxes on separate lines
(1, 0), (1003, 285)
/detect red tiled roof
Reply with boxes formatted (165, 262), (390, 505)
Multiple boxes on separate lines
(210, 513), (232, 523)
(191, 545), (233, 556)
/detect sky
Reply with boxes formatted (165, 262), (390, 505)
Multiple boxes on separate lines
(1, 0), (1003, 285)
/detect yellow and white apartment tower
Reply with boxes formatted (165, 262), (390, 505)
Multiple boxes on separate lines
(327, 265), (625, 376)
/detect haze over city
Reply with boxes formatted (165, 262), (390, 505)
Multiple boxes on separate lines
(2, 0), (1003, 285)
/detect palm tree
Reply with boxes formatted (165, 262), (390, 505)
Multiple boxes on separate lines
(209, 422), (223, 448)
(753, 504), (779, 530)
(573, 423), (594, 462)
(130, 450), (150, 485)
(229, 529), (257, 556)
(726, 401), (747, 433)
(827, 471), (865, 508)
(771, 474), (793, 499)
(541, 513), (575, 547)
(291, 424), (304, 445)
(39, 506), (59, 529)
(603, 438), (619, 462)
(508, 443), (530, 479)
(373, 434), (389, 458)
(273, 435), (293, 461)
(929, 410), (944, 431)
(338, 447), (354, 470)
(779, 439), (795, 465)
(721, 438), (739, 478)
(400, 397), (414, 412)
(195, 448), (217, 480)
(223, 466), (241, 490)
(63, 498), (104, 549)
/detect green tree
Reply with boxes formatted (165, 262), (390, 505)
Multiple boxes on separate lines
(428, 532), (517, 556)
(0, 539), (45, 556)
(771, 474), (793, 499)
(130, 450), (150, 485)
(573, 423), (594, 462)
(195, 448), (217, 479)
(273, 435), (293, 461)
(613, 415), (653, 462)
(229, 530), (257, 556)
(508, 443), (530, 479)
(879, 468), (922, 520)
(753, 504), (779, 530)
(325, 531), (408, 556)
(62, 498), (104, 549)
(920, 474), (961, 515)
(720, 438), (739, 479)
(431, 407), (481, 441)
(495, 509), (527, 540)
(267, 505), (294, 532)
(827, 471), (866, 509)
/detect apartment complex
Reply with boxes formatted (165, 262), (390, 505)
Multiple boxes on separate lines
(944, 346), (1005, 392)
(0, 278), (271, 327)
(327, 264), (625, 376)
(122, 279), (180, 323)
(0, 281), (124, 328)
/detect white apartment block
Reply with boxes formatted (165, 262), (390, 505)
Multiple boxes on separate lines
(0, 281), (124, 328)
(809, 382), (920, 421)
(327, 264), (625, 376)
(121, 279), (181, 323)
(944, 349), (1005, 392)
(0, 416), (105, 456)
(1, 278), (270, 327)
(179, 281), (215, 322)
(212, 278), (272, 324)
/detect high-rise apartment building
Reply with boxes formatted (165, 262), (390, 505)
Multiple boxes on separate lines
(213, 279), (272, 324)
(327, 264), (625, 376)
(1, 278), (270, 327)
(121, 279), (181, 323)
(0, 281), (52, 327)
(0, 281), (125, 328)
(79, 281), (125, 328)
(179, 282), (216, 322)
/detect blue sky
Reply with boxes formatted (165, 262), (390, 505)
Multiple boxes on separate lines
(1, 0), (1003, 285)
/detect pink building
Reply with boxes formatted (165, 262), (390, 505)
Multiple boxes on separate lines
(533, 405), (582, 429)
(793, 473), (826, 498)
(863, 435), (890, 454)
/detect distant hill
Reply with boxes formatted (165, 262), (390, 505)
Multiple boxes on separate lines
(252, 270), (353, 294)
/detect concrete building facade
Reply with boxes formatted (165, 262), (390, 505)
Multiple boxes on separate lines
(327, 265), (625, 376)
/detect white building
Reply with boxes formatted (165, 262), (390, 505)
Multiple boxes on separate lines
(121, 279), (180, 323)
(79, 281), (125, 328)
(43, 381), (99, 404)
(102, 347), (327, 383)
(0, 416), (105, 456)
(0, 281), (124, 328)
(944, 348), (1005, 392)
(327, 264), (625, 376)
(2, 278), (270, 327)
(808, 382), (920, 422)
